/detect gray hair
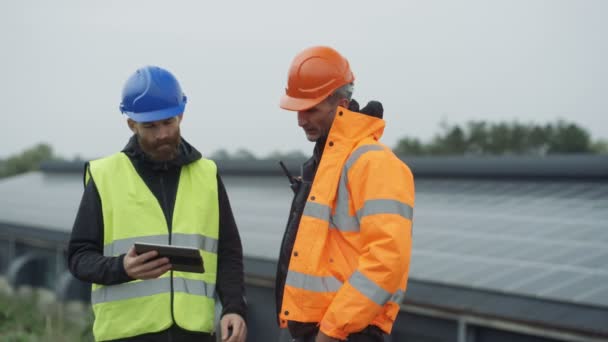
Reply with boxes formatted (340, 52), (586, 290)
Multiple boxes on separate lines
(328, 83), (354, 104)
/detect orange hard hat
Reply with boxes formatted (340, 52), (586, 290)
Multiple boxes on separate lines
(280, 46), (355, 111)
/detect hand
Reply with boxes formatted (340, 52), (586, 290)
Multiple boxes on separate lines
(220, 313), (247, 342)
(123, 246), (171, 280)
(315, 331), (340, 342)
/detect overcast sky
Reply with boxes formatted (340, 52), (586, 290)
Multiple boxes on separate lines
(1, 0), (606, 160)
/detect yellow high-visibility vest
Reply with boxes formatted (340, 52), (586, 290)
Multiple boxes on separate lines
(87, 152), (219, 341)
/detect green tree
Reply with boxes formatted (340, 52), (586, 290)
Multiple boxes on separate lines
(591, 139), (608, 154)
(394, 137), (425, 156)
(210, 149), (231, 160)
(527, 125), (550, 155)
(438, 125), (467, 154)
(547, 120), (592, 153)
(466, 121), (489, 154)
(0, 143), (56, 179)
(393, 120), (599, 156)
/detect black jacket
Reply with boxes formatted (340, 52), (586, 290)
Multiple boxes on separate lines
(275, 137), (325, 338)
(68, 135), (246, 341)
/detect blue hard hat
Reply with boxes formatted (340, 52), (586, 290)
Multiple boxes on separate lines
(119, 66), (187, 122)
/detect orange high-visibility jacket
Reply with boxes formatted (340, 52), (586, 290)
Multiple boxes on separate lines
(279, 106), (415, 340)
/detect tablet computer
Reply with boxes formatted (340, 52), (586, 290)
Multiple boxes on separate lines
(134, 242), (205, 274)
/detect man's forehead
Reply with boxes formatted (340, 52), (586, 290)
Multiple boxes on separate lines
(303, 105), (320, 113)
(303, 98), (333, 113)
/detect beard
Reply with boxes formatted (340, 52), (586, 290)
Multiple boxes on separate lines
(139, 132), (181, 162)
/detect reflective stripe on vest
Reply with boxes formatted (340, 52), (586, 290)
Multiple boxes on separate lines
(91, 277), (216, 304)
(88, 152), (219, 341)
(287, 144), (412, 307)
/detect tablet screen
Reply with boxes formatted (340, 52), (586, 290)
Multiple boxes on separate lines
(134, 242), (205, 273)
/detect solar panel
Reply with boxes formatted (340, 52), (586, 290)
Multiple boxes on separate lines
(1, 170), (607, 310)
(581, 285), (608, 307)
(509, 269), (583, 294)
(408, 179), (608, 308)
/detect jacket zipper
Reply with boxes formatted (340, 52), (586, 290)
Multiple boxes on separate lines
(160, 171), (176, 341)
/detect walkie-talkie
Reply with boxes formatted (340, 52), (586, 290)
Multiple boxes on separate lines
(279, 160), (301, 193)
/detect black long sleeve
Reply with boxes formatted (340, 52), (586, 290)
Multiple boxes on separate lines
(216, 174), (247, 321)
(67, 179), (132, 285)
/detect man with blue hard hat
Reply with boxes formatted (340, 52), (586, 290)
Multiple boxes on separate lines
(68, 66), (247, 342)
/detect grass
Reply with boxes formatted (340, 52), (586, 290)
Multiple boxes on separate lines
(0, 288), (93, 342)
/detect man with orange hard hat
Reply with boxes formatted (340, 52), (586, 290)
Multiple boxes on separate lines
(275, 46), (415, 342)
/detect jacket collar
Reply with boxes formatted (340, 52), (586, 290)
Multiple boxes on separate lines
(314, 106), (385, 160)
(326, 105), (385, 146)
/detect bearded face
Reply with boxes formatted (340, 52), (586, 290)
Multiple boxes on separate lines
(128, 115), (183, 161)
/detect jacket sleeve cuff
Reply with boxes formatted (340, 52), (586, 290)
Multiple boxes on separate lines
(319, 321), (348, 341)
(116, 254), (134, 283)
(220, 299), (248, 323)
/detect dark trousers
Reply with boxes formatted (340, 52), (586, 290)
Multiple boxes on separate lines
(109, 324), (215, 342)
(291, 325), (384, 342)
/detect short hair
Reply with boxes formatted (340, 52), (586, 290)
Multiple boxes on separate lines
(328, 83), (354, 104)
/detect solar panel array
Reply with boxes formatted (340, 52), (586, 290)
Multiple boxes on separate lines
(226, 177), (608, 309)
(1, 171), (606, 309)
(410, 179), (608, 308)
(0, 172), (83, 231)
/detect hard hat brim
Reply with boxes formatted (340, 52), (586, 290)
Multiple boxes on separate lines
(280, 93), (326, 112)
(123, 104), (185, 123)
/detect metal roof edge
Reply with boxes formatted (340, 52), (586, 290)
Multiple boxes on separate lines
(242, 256), (608, 337)
(2, 226), (606, 337)
(404, 279), (608, 338)
(39, 154), (608, 180)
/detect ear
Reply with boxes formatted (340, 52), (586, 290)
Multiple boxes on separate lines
(127, 119), (138, 134)
(176, 114), (184, 124)
(338, 98), (350, 108)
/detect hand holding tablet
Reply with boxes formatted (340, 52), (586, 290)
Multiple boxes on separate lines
(133, 242), (205, 274)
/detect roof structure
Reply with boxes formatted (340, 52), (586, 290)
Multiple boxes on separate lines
(1, 155), (607, 336)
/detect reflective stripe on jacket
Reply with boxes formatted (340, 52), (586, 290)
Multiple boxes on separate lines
(87, 152), (219, 341)
(279, 106), (415, 340)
